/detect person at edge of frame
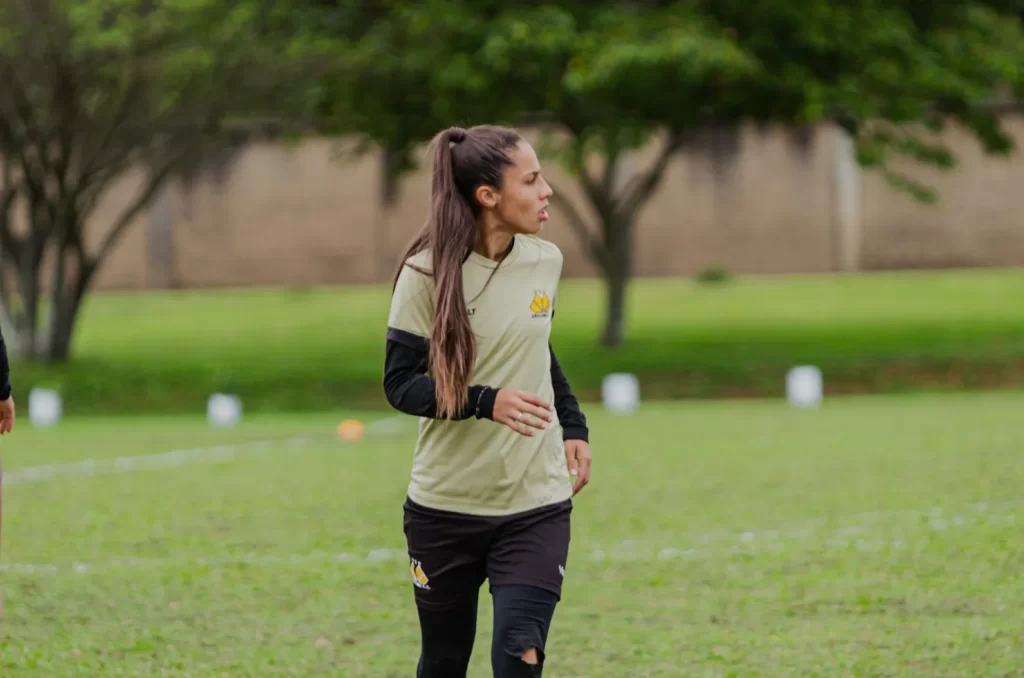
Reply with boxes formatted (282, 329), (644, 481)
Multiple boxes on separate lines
(0, 320), (17, 622)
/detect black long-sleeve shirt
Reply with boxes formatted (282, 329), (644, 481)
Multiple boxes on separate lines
(0, 326), (9, 400)
(383, 329), (589, 442)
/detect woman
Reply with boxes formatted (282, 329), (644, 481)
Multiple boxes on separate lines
(383, 124), (592, 677)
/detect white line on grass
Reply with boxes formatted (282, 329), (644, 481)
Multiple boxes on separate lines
(593, 496), (1024, 555)
(2, 435), (314, 488)
(1, 500), (1018, 576)
(1, 415), (411, 489)
(0, 549), (412, 575)
(591, 501), (1021, 563)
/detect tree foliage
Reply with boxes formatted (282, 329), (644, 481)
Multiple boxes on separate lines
(301, 0), (1024, 346)
(0, 0), (280, 360)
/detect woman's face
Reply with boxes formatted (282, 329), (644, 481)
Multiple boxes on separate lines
(477, 141), (553, 235)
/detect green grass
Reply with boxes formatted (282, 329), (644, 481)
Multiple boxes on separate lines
(15, 268), (1024, 414)
(3, 391), (1024, 675)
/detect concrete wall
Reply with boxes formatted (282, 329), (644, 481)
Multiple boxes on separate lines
(72, 116), (1024, 291)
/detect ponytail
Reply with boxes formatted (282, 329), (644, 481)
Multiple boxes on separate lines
(428, 128), (477, 419)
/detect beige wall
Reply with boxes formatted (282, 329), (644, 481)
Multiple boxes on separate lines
(860, 119), (1024, 269)
(80, 116), (1024, 291)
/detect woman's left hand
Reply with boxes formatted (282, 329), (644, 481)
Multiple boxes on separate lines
(564, 439), (591, 496)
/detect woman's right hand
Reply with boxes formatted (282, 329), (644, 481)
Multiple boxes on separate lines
(493, 389), (554, 437)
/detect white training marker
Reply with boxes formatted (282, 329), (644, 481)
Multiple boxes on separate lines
(206, 393), (243, 428)
(602, 373), (640, 415)
(786, 366), (823, 408)
(28, 388), (63, 428)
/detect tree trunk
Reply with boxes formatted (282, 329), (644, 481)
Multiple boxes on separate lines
(15, 258), (40, 358)
(599, 215), (632, 348)
(10, 202), (56, 359)
(48, 236), (69, 356)
(45, 254), (92, 362)
(602, 266), (628, 348)
(46, 292), (80, 362)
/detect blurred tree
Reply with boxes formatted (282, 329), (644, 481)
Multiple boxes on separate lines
(0, 0), (285, 360)
(302, 1), (1024, 347)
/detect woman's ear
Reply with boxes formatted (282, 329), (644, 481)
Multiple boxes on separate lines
(475, 184), (500, 209)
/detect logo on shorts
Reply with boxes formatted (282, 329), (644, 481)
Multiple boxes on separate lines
(558, 564), (565, 578)
(530, 290), (551, 318)
(410, 558), (431, 589)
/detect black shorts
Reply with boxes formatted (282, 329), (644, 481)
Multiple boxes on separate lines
(402, 497), (573, 611)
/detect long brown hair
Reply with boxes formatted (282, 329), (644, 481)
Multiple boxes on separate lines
(393, 125), (523, 419)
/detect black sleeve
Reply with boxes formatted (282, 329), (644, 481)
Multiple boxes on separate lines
(0, 328), (9, 400)
(549, 343), (588, 442)
(383, 327), (498, 420)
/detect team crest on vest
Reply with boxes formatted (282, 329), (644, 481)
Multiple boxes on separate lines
(530, 290), (551, 318)
(410, 558), (430, 589)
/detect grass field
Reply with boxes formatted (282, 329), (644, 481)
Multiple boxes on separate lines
(16, 268), (1024, 414)
(3, 391), (1024, 676)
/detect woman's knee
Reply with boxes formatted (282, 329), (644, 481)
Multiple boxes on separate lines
(491, 585), (560, 677)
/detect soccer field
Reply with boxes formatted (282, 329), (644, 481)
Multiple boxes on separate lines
(3, 392), (1024, 676)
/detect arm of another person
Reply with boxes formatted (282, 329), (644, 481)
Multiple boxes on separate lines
(0, 322), (11, 614)
(0, 325), (13, 434)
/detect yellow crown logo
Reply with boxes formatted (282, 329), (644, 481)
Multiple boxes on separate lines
(410, 559), (429, 587)
(530, 290), (551, 315)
